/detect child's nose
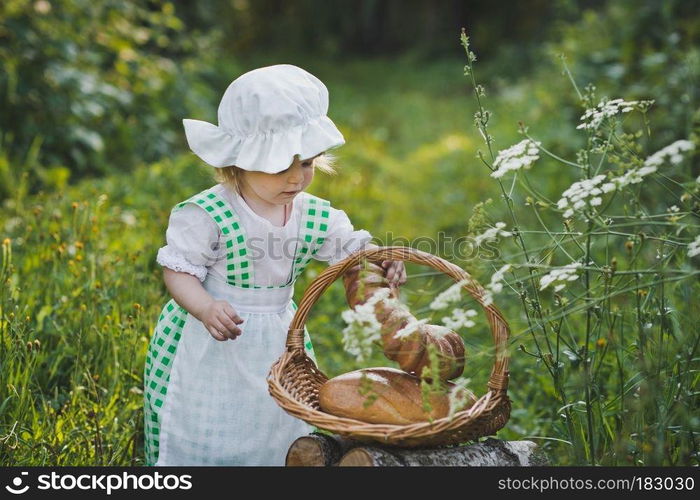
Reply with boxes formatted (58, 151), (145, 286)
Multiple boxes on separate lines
(287, 169), (304, 184)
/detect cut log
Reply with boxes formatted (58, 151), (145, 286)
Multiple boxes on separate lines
(338, 447), (404, 466)
(286, 433), (549, 467)
(285, 432), (358, 466)
(336, 438), (549, 467)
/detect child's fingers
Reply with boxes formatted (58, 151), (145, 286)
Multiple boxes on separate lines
(216, 317), (241, 339)
(386, 262), (397, 282)
(224, 329), (240, 340)
(208, 325), (227, 341)
(385, 262), (406, 286)
(219, 309), (242, 328)
(225, 305), (245, 325)
(398, 265), (407, 285)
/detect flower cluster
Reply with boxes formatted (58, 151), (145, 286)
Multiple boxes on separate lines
(539, 262), (582, 292)
(609, 140), (693, 191)
(341, 287), (394, 362)
(394, 317), (430, 340)
(429, 278), (479, 330)
(473, 222), (512, 246)
(612, 164), (657, 189)
(643, 140), (695, 168)
(483, 264), (511, 306)
(557, 174), (616, 218)
(491, 139), (541, 178)
(688, 235), (700, 258)
(441, 308), (477, 330)
(576, 98), (653, 130)
(447, 377), (474, 419)
(429, 278), (470, 310)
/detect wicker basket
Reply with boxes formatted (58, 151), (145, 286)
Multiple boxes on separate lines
(268, 246), (511, 448)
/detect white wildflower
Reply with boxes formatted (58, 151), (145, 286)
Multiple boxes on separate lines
(97, 193), (109, 207)
(341, 288), (393, 362)
(429, 278), (470, 310)
(688, 235), (700, 258)
(473, 222), (512, 246)
(643, 140), (694, 168)
(539, 263), (582, 291)
(483, 264), (511, 306)
(4, 217), (22, 232)
(556, 174), (609, 218)
(669, 205), (680, 213)
(611, 165), (657, 189)
(121, 211), (137, 226)
(394, 317), (430, 340)
(441, 308), (477, 330)
(491, 139), (541, 178)
(611, 140), (694, 190)
(576, 98), (653, 130)
(447, 377), (474, 419)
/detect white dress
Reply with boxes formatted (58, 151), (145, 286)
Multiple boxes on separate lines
(143, 183), (373, 466)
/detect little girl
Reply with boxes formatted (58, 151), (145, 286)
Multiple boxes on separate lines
(143, 64), (406, 466)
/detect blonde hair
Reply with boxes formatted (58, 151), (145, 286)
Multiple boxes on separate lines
(213, 152), (337, 194)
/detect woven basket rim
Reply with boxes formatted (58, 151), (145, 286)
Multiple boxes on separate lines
(268, 245), (511, 445)
(269, 359), (507, 428)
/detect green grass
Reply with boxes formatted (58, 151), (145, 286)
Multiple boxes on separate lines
(1, 54), (698, 465)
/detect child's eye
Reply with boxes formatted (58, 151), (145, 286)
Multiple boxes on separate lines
(301, 161), (313, 168)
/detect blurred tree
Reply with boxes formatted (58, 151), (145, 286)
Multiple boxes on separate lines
(2, 0), (696, 201)
(0, 0), (221, 199)
(215, 0), (566, 59)
(549, 0), (700, 148)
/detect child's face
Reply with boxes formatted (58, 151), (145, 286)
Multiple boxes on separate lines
(241, 154), (317, 204)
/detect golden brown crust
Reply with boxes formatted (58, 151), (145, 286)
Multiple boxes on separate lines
(318, 368), (456, 424)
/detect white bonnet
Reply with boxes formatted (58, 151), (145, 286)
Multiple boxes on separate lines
(182, 64), (345, 174)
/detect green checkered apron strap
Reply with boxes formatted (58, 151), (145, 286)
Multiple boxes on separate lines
(143, 298), (187, 465)
(172, 188), (253, 288)
(289, 194), (331, 283)
(144, 187), (256, 465)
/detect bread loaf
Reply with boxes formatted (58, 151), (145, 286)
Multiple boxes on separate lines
(342, 261), (466, 380)
(318, 367), (476, 425)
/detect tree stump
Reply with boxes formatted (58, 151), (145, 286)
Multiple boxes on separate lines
(286, 432), (549, 466)
(285, 433), (357, 466)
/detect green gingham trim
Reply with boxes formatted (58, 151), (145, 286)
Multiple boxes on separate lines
(143, 189), (330, 464)
(143, 298), (187, 465)
(290, 194), (330, 283)
(173, 189), (253, 288)
(171, 189), (332, 290)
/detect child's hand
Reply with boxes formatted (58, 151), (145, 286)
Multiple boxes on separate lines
(380, 260), (407, 288)
(200, 299), (245, 341)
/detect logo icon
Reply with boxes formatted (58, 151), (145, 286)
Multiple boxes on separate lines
(5, 472), (29, 495)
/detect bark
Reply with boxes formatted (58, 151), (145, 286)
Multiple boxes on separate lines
(337, 438), (549, 466)
(286, 433), (549, 466)
(285, 432), (358, 466)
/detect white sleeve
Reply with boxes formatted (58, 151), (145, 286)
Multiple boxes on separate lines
(313, 207), (374, 266)
(155, 204), (221, 282)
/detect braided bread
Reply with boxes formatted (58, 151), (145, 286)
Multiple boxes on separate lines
(342, 261), (465, 381)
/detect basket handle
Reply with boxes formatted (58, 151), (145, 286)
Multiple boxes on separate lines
(286, 246), (510, 392)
